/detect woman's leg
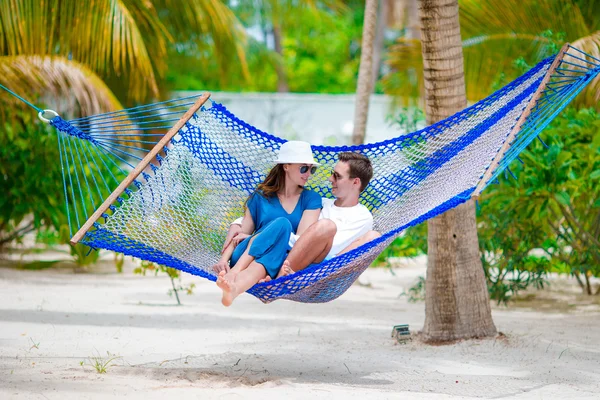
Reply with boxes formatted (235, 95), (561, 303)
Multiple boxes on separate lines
(219, 262), (268, 306)
(221, 235), (258, 284)
(218, 217), (292, 305)
(247, 217), (292, 279)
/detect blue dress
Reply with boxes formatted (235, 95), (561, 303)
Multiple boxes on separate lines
(230, 189), (322, 278)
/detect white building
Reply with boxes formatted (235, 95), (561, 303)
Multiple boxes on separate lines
(173, 91), (419, 145)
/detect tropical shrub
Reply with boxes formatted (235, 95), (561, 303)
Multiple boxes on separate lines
(480, 107), (600, 296)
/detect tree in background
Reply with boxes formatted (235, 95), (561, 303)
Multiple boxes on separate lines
(229, 0), (347, 92)
(0, 0), (248, 245)
(352, 0), (378, 144)
(0, 0), (248, 119)
(386, 0), (600, 107)
(169, 1), (375, 94)
(417, 0), (497, 342)
(383, 0), (600, 305)
(480, 108), (600, 297)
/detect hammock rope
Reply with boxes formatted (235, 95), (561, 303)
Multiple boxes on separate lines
(2, 44), (599, 303)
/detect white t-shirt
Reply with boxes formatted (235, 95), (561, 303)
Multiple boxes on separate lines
(289, 198), (373, 260)
(231, 197), (373, 260)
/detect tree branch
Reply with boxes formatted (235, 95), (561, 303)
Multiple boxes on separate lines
(0, 221), (35, 246)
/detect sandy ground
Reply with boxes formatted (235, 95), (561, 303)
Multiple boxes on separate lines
(0, 254), (599, 400)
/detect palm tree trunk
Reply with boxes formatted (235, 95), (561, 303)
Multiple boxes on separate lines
(352, 0), (379, 145)
(371, 0), (387, 89)
(418, 0), (497, 342)
(406, 0), (420, 39)
(273, 24), (289, 93)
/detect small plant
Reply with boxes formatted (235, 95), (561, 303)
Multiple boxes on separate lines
(29, 338), (39, 350)
(134, 260), (195, 305)
(81, 351), (121, 374)
(372, 223), (427, 267)
(386, 107), (425, 133)
(401, 276), (426, 303)
(114, 252), (125, 273)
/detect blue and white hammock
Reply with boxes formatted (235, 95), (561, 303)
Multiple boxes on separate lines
(20, 44), (600, 303)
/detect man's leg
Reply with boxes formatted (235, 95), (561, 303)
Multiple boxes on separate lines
(337, 230), (381, 255)
(258, 219), (336, 283)
(260, 229), (381, 283)
(287, 219), (337, 271)
(268, 219), (337, 280)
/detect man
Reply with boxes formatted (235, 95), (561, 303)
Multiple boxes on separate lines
(216, 152), (380, 278)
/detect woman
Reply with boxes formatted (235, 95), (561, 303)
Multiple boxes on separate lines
(213, 141), (321, 306)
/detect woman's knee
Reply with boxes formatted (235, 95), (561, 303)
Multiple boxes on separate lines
(268, 217), (293, 233)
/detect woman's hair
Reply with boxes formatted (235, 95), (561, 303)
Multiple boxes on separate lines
(256, 164), (286, 198)
(245, 163), (307, 208)
(244, 164), (286, 209)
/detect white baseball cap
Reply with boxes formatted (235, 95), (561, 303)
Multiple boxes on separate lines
(274, 141), (320, 165)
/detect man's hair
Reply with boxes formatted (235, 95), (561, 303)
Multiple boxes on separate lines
(338, 152), (373, 192)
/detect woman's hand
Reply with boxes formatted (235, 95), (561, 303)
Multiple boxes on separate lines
(212, 259), (230, 274)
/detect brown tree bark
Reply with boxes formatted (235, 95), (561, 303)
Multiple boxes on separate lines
(352, 0), (379, 145)
(273, 24), (289, 93)
(418, 0), (497, 342)
(371, 0), (387, 89)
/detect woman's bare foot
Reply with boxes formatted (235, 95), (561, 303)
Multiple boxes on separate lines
(258, 275), (272, 284)
(216, 271), (237, 306)
(275, 260), (294, 279)
(223, 271), (237, 285)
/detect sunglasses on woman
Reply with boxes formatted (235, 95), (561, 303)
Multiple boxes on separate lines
(300, 165), (318, 174)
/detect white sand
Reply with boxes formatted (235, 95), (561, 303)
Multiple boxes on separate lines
(0, 256), (599, 399)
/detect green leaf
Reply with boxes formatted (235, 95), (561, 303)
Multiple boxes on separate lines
(592, 132), (600, 148)
(590, 170), (600, 180)
(554, 191), (571, 206)
(556, 151), (572, 166)
(20, 260), (61, 270)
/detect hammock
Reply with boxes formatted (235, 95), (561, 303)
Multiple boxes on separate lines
(8, 44), (600, 303)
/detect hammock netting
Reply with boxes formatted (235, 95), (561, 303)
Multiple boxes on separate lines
(41, 45), (600, 303)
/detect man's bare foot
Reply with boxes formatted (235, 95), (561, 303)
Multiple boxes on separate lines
(216, 271), (236, 306)
(258, 275), (272, 284)
(275, 260), (294, 279)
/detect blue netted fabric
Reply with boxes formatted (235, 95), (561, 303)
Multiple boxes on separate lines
(48, 46), (599, 303)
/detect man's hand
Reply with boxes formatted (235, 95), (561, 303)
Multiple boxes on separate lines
(212, 259), (230, 274)
(232, 233), (250, 246)
(222, 224), (243, 253)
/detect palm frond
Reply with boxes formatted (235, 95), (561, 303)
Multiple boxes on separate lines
(383, 0), (600, 107)
(0, 0), (167, 102)
(570, 31), (600, 104)
(0, 55), (122, 121)
(382, 38), (424, 107)
(460, 0), (591, 40)
(155, 0), (251, 82)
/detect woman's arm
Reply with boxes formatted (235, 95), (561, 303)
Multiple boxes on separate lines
(296, 209), (321, 236)
(213, 209), (255, 273)
(240, 208), (255, 235)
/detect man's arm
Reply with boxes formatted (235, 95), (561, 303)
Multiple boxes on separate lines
(222, 218), (243, 253)
(336, 230), (381, 256)
(214, 210), (254, 273)
(326, 209), (373, 257)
